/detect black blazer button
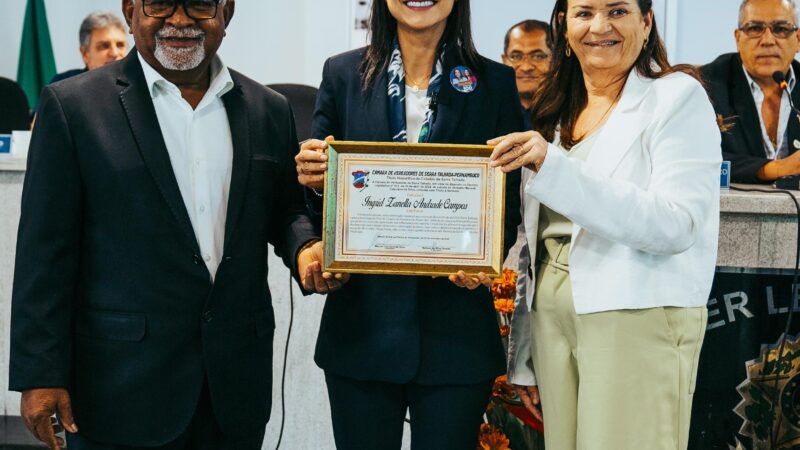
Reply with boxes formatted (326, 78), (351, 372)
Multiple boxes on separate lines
(203, 310), (213, 323)
(193, 254), (202, 265)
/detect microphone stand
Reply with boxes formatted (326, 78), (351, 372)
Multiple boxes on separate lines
(772, 71), (800, 189)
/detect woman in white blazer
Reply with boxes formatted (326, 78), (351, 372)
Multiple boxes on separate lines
(489, 1), (721, 449)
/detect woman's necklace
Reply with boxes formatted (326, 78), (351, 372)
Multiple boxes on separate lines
(405, 73), (429, 90)
(574, 88), (623, 142)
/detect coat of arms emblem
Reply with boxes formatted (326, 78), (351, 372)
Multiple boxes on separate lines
(352, 170), (369, 190)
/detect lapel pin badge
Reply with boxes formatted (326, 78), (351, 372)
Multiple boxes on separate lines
(793, 139), (800, 150)
(450, 66), (477, 94)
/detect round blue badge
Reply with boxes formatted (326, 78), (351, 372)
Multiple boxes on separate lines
(450, 66), (477, 93)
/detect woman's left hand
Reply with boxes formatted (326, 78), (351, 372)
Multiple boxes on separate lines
(448, 271), (492, 290)
(298, 241), (350, 294)
(488, 131), (549, 173)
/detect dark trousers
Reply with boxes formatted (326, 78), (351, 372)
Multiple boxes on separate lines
(324, 371), (493, 450)
(65, 382), (266, 450)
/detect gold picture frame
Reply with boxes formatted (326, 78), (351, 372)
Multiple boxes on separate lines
(321, 141), (506, 277)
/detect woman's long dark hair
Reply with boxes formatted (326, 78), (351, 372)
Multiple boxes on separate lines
(532, 0), (702, 149)
(359, 0), (483, 90)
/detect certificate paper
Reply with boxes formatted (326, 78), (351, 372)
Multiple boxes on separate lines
(322, 142), (505, 277)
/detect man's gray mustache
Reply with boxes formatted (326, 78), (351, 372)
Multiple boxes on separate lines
(156, 26), (205, 39)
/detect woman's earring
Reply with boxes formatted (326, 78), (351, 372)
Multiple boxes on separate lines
(566, 44), (572, 57)
(643, 37), (649, 50)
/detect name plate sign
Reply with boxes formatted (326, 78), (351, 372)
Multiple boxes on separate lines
(322, 141), (506, 277)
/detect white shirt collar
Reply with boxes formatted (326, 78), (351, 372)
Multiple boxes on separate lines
(137, 51), (235, 101)
(743, 64), (796, 93)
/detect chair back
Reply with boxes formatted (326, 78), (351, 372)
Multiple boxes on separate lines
(267, 83), (319, 143)
(0, 77), (30, 133)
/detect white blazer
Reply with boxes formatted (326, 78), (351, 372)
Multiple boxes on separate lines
(507, 70), (722, 386)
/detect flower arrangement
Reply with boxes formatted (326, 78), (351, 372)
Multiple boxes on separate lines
(477, 269), (545, 450)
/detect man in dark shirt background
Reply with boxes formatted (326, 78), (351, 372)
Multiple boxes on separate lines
(702, 0), (800, 183)
(501, 20), (552, 113)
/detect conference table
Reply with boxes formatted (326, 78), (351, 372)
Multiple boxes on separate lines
(693, 185), (800, 450)
(0, 159), (798, 449)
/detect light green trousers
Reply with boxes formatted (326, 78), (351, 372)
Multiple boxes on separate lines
(531, 238), (707, 450)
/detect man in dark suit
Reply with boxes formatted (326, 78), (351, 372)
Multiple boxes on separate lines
(10, 1), (320, 449)
(702, 0), (800, 183)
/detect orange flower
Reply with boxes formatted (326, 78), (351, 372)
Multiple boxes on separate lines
(477, 424), (511, 450)
(491, 281), (515, 299)
(499, 325), (510, 337)
(491, 269), (518, 299)
(492, 375), (514, 400)
(494, 298), (515, 315)
(478, 423), (499, 437)
(502, 268), (518, 284)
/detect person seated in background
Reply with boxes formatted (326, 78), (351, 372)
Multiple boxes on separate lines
(50, 11), (129, 83)
(501, 19), (552, 112)
(31, 11), (129, 121)
(702, 0), (800, 183)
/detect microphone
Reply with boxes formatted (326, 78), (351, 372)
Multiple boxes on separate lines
(429, 92), (439, 112)
(773, 71), (800, 125)
(774, 70), (790, 90)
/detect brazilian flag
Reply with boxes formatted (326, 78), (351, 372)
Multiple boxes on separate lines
(17, 0), (56, 110)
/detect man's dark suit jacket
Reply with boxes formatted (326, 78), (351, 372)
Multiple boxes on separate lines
(9, 51), (317, 446)
(311, 47), (524, 386)
(701, 52), (800, 183)
(31, 69), (87, 116)
(50, 68), (87, 84)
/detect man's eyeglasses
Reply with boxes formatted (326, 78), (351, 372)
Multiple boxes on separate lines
(143, 0), (222, 21)
(505, 51), (551, 65)
(739, 21), (799, 39)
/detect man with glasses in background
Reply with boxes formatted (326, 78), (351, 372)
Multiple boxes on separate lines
(9, 0), (320, 449)
(702, 0), (800, 183)
(501, 20), (552, 113)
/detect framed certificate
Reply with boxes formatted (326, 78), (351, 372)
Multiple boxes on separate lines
(321, 141), (506, 277)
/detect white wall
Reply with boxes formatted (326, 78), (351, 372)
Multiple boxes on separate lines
(472, 0), (553, 62)
(219, 0), (352, 86)
(672, 0), (739, 64)
(0, 0), (748, 89)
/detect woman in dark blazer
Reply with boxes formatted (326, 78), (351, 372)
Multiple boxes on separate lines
(295, 0), (524, 448)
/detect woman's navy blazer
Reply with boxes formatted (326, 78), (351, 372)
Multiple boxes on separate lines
(311, 47), (525, 385)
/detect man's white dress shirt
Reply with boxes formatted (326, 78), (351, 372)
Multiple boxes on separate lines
(138, 52), (235, 281)
(743, 65), (796, 160)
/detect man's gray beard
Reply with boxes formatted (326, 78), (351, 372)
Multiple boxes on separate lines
(154, 37), (206, 71)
